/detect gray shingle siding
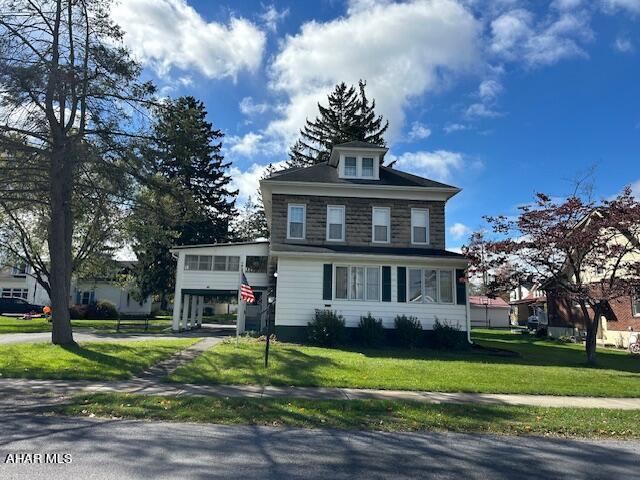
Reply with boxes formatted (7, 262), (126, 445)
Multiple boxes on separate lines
(271, 194), (446, 249)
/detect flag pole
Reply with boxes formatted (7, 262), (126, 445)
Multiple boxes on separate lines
(236, 263), (243, 347)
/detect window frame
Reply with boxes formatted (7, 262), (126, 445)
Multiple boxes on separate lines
(371, 207), (391, 243)
(287, 204), (306, 240)
(411, 208), (430, 245)
(361, 157), (374, 177)
(343, 156), (357, 177)
(406, 267), (456, 304)
(326, 205), (346, 242)
(333, 264), (382, 302)
(245, 256), (268, 274)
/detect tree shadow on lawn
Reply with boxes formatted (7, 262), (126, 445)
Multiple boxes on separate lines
(174, 346), (341, 387)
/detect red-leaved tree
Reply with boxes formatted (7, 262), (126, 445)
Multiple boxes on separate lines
(476, 187), (640, 364)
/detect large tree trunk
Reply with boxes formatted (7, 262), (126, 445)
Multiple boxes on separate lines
(48, 145), (75, 345)
(583, 304), (600, 366)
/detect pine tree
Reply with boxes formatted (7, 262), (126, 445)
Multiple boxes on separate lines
(287, 81), (388, 167)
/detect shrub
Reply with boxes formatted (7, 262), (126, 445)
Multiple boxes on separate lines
(432, 318), (466, 349)
(394, 315), (422, 348)
(357, 313), (384, 348)
(85, 300), (118, 320)
(307, 309), (345, 347)
(69, 304), (88, 319)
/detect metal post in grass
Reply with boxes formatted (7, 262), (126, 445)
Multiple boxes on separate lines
(264, 286), (276, 369)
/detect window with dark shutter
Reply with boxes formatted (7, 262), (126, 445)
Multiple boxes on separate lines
(382, 266), (391, 302)
(397, 267), (406, 302)
(323, 264), (333, 300)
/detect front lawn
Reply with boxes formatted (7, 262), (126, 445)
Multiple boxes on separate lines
(0, 315), (172, 334)
(57, 393), (640, 439)
(0, 339), (197, 380)
(167, 331), (640, 397)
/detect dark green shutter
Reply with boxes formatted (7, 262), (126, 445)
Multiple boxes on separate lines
(382, 266), (391, 302)
(456, 269), (467, 305)
(323, 264), (333, 300)
(397, 267), (406, 302)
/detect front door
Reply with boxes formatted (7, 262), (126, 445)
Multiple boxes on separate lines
(244, 291), (264, 331)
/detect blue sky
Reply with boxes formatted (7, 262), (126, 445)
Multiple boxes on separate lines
(111, 0), (640, 250)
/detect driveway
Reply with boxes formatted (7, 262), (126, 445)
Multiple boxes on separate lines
(0, 412), (638, 479)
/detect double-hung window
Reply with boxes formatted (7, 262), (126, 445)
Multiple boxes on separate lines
(287, 204), (306, 239)
(334, 265), (381, 301)
(411, 209), (429, 245)
(407, 268), (454, 304)
(362, 157), (374, 177)
(372, 207), (390, 243)
(185, 255), (211, 271)
(213, 256), (240, 272)
(326, 205), (345, 241)
(344, 156), (357, 176)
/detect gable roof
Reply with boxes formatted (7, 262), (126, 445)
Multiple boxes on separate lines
(263, 162), (458, 189)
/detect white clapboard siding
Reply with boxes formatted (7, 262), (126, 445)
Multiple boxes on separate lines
(275, 257), (468, 330)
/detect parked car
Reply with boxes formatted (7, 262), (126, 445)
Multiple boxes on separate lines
(0, 297), (43, 315)
(526, 314), (541, 330)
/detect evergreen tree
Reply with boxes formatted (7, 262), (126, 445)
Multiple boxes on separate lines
(230, 163), (277, 241)
(288, 80), (388, 167)
(129, 96), (237, 307)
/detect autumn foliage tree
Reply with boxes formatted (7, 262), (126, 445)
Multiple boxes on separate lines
(479, 188), (640, 364)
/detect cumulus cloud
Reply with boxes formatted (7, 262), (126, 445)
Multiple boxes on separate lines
(465, 103), (502, 119)
(443, 123), (469, 134)
(479, 79), (503, 101)
(112, 0), (266, 80)
(266, 0), (481, 143)
(490, 8), (593, 67)
(239, 97), (270, 116)
(407, 121), (432, 140)
(229, 161), (288, 201)
(389, 149), (473, 182)
(601, 0), (640, 14)
(449, 222), (472, 241)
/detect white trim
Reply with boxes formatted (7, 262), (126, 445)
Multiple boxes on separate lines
(411, 208), (430, 245)
(271, 249), (469, 266)
(287, 203), (306, 240)
(326, 205), (346, 242)
(372, 206), (391, 243)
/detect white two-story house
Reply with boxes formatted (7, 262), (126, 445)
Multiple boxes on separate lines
(171, 141), (471, 343)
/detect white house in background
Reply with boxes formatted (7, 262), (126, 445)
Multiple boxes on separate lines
(0, 261), (152, 316)
(469, 295), (511, 328)
(170, 141), (471, 343)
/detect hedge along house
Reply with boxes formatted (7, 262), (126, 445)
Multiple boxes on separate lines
(170, 141), (470, 342)
(170, 241), (271, 331)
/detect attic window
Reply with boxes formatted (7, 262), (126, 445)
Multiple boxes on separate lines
(362, 157), (374, 177)
(344, 157), (357, 176)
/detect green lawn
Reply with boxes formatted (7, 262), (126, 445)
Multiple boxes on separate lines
(56, 393), (640, 439)
(168, 330), (640, 397)
(0, 339), (197, 380)
(0, 315), (172, 334)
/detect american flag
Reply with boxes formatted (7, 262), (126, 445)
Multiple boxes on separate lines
(240, 272), (255, 303)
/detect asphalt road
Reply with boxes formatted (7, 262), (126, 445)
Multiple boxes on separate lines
(0, 410), (639, 480)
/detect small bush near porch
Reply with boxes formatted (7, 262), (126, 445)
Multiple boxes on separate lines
(168, 331), (640, 397)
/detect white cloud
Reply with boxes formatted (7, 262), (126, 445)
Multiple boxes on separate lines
(479, 79), (503, 101)
(260, 4), (289, 32)
(390, 149), (473, 182)
(443, 123), (469, 134)
(449, 222), (472, 241)
(490, 8), (592, 67)
(614, 36), (634, 52)
(465, 103), (501, 119)
(601, 0), (640, 14)
(267, 0), (481, 143)
(630, 179), (640, 198)
(229, 161), (288, 201)
(228, 132), (264, 156)
(552, 0), (584, 10)
(112, 0), (266, 80)
(239, 97), (270, 116)
(407, 121), (432, 140)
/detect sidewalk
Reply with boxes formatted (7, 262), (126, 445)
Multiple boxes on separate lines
(2, 377), (640, 410)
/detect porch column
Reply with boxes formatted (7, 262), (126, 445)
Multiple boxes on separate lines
(172, 292), (182, 332)
(188, 294), (198, 330)
(181, 294), (191, 331)
(196, 296), (204, 327)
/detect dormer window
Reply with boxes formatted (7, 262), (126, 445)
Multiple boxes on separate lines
(344, 157), (357, 176)
(362, 157), (374, 177)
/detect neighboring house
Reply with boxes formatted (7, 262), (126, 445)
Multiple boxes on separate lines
(171, 141), (470, 342)
(469, 296), (511, 328)
(544, 226), (640, 348)
(509, 282), (546, 326)
(0, 261), (152, 316)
